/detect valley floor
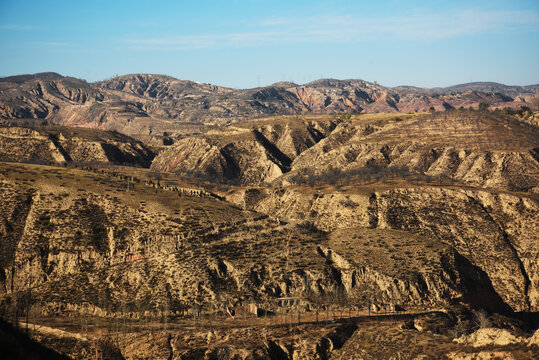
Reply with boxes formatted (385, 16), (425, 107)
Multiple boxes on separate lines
(8, 310), (539, 360)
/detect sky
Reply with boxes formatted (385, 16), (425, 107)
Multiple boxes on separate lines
(0, 0), (538, 88)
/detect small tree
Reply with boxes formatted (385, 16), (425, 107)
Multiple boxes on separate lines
(473, 309), (492, 329)
(478, 102), (490, 112)
(22, 291), (32, 336)
(335, 284), (347, 319)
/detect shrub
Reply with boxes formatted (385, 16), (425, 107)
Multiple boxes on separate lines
(478, 102), (490, 112)
(473, 309), (492, 329)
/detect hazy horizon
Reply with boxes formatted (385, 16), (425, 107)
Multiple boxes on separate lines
(2, 71), (539, 90)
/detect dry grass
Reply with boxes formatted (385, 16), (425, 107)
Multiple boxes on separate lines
(242, 114), (341, 128)
(283, 177), (539, 201)
(0, 161), (253, 226)
(328, 227), (449, 279)
(333, 324), (460, 359)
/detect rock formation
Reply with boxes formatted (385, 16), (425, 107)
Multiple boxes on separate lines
(229, 185), (538, 313)
(2, 161), (533, 318)
(155, 111), (539, 193)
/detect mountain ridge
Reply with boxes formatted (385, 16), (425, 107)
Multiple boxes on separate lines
(2, 72), (537, 93)
(0, 72), (537, 143)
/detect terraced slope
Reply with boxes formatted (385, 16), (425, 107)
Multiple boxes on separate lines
(283, 111), (539, 192)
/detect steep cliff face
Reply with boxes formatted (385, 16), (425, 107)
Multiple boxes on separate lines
(0, 126), (154, 167)
(229, 186), (538, 312)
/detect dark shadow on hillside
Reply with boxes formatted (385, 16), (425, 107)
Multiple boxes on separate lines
(453, 251), (513, 314)
(0, 317), (71, 360)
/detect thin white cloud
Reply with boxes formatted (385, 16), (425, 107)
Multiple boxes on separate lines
(367, 10), (539, 40)
(125, 9), (539, 50)
(126, 31), (300, 50)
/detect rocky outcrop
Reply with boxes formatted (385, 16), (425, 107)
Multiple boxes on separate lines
(150, 136), (284, 185)
(454, 328), (525, 347)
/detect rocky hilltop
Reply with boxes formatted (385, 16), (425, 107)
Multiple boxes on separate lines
(0, 73), (537, 142)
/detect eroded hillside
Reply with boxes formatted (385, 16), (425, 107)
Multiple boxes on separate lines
(2, 158), (533, 320)
(154, 111), (539, 193)
(0, 107), (538, 359)
(284, 111), (539, 192)
(228, 185), (539, 313)
(0, 125), (154, 167)
(1, 159), (538, 358)
(150, 116), (336, 185)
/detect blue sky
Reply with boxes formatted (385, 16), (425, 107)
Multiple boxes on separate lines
(1, 0), (538, 88)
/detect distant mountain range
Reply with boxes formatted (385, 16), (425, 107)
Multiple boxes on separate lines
(392, 82), (539, 96)
(0, 72), (537, 142)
